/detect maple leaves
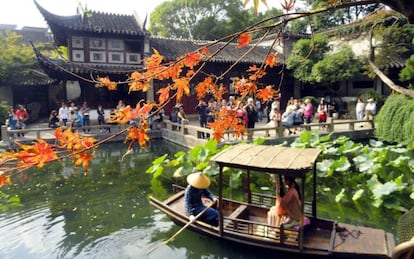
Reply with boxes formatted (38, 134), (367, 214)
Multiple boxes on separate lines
(0, 20), (283, 188)
(0, 127), (99, 187)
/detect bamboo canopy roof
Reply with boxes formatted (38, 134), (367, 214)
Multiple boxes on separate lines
(211, 144), (321, 177)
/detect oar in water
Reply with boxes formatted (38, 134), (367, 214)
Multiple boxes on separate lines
(147, 200), (217, 255)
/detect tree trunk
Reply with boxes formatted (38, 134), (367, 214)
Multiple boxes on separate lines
(368, 60), (414, 98)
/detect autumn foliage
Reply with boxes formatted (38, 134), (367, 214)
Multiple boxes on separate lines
(1, 0), (320, 187)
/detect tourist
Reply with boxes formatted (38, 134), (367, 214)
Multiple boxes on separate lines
(195, 99), (208, 138)
(116, 100), (125, 110)
(96, 104), (108, 132)
(267, 175), (302, 228)
(303, 99), (314, 125)
(255, 98), (262, 122)
(58, 102), (69, 126)
(265, 106), (281, 137)
(235, 101), (246, 126)
(177, 106), (189, 125)
(364, 98), (377, 120)
(68, 101), (77, 114)
(281, 107), (295, 135)
(355, 97), (365, 126)
(7, 106), (16, 131)
(15, 104), (28, 137)
(70, 108), (83, 129)
(80, 102), (91, 131)
(184, 172), (219, 226)
(244, 97), (258, 129)
(317, 98), (328, 125)
(48, 110), (59, 128)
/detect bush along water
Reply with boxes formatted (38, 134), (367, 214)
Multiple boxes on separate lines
(291, 130), (414, 214)
(375, 93), (414, 145)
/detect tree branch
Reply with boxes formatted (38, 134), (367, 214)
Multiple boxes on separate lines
(368, 60), (414, 98)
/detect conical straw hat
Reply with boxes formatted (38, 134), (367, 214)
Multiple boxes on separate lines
(187, 172), (210, 189)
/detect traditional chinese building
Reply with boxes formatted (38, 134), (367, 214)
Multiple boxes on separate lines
(0, 24), (57, 120)
(34, 0), (294, 115)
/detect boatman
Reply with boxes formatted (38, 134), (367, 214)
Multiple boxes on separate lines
(184, 172), (219, 226)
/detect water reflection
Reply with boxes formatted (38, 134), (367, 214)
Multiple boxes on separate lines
(0, 140), (398, 259)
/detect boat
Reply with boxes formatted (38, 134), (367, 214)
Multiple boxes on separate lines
(149, 144), (396, 258)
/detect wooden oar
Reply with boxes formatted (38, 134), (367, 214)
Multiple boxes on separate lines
(147, 200), (217, 255)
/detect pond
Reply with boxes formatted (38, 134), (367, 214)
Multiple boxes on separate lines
(0, 140), (399, 259)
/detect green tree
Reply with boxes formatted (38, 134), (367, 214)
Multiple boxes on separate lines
(0, 32), (38, 87)
(311, 45), (361, 83)
(302, 0), (381, 32)
(149, 0), (261, 40)
(286, 34), (330, 83)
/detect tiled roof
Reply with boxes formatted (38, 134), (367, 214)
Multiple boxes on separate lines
(34, 0), (148, 37)
(0, 26), (51, 44)
(149, 37), (280, 65)
(10, 69), (58, 87)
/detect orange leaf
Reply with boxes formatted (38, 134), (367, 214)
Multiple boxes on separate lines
(265, 53), (278, 68)
(128, 71), (151, 93)
(157, 86), (171, 105)
(125, 126), (150, 148)
(0, 175), (12, 187)
(97, 76), (117, 91)
(237, 33), (252, 48)
(173, 78), (190, 102)
(145, 48), (164, 72)
(233, 78), (257, 98)
(200, 47), (211, 56)
(213, 84), (227, 101)
(74, 152), (93, 172)
(247, 65), (260, 72)
(108, 105), (133, 124)
(184, 52), (203, 68)
(281, 0), (295, 12)
(134, 101), (154, 118)
(194, 77), (214, 100)
(14, 139), (57, 168)
(256, 85), (278, 103)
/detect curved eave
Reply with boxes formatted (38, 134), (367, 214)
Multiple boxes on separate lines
(34, 0), (149, 45)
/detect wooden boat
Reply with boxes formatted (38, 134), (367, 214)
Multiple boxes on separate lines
(149, 144), (395, 258)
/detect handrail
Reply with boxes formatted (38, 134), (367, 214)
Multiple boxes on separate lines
(1, 118), (374, 146)
(1, 124), (129, 144)
(163, 118), (374, 140)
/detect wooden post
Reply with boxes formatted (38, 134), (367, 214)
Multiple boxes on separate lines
(350, 121), (355, 131)
(328, 118), (334, 132)
(247, 170), (251, 204)
(219, 165), (224, 237)
(1, 126), (8, 143)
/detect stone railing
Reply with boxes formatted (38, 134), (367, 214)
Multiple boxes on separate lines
(1, 118), (374, 149)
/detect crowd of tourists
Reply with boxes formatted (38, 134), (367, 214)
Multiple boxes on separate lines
(174, 95), (346, 138)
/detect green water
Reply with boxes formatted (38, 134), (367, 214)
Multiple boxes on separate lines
(0, 140), (398, 259)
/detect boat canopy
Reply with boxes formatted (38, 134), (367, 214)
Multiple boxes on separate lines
(211, 144), (322, 178)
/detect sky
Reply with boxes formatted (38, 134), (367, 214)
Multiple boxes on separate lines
(0, 0), (168, 29)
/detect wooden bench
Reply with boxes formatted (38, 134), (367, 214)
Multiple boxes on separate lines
(224, 205), (248, 229)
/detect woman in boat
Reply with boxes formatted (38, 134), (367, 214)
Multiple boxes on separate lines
(268, 175), (302, 228)
(184, 172), (219, 226)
